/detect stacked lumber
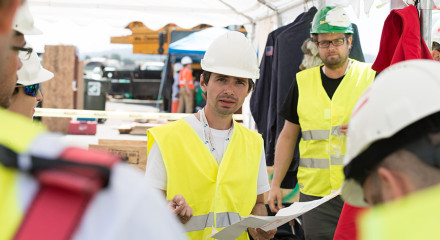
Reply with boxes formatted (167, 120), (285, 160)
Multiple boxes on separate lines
(89, 139), (147, 171)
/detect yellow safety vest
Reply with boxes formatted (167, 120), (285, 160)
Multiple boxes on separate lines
(360, 183), (440, 240)
(147, 119), (263, 240)
(0, 109), (45, 240)
(297, 59), (375, 197)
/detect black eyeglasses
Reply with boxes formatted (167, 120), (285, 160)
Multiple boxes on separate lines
(316, 37), (347, 48)
(17, 84), (40, 97)
(11, 46), (33, 61)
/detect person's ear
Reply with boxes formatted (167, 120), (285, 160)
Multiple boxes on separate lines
(347, 36), (353, 50)
(377, 167), (410, 202)
(200, 74), (207, 93)
(247, 80), (253, 95)
(0, 0), (21, 34)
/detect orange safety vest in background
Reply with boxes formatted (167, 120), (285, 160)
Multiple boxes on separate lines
(179, 66), (194, 90)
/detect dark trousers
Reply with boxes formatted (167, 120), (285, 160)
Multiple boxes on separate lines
(299, 192), (344, 240)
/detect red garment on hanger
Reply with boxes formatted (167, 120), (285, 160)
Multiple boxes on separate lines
(372, 5), (433, 72)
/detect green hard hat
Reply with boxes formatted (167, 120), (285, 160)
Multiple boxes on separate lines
(311, 6), (354, 34)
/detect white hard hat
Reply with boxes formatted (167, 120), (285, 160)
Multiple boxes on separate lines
(432, 18), (440, 46)
(201, 31), (259, 80)
(17, 46), (54, 86)
(174, 62), (183, 72)
(342, 59), (440, 207)
(13, 1), (42, 35)
(181, 56), (192, 65)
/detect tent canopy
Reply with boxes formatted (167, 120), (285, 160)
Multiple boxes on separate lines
(168, 27), (229, 55)
(29, 0), (313, 30)
(26, 0), (394, 55)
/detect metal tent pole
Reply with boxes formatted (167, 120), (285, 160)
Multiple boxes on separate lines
(317, 0), (326, 9)
(420, 0), (434, 50)
(258, 0), (282, 28)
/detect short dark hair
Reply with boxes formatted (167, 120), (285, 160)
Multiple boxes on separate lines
(12, 84), (22, 96)
(201, 71), (255, 92)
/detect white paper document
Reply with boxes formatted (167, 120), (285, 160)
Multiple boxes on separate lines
(210, 189), (341, 240)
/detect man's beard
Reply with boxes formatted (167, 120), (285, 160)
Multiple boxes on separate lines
(323, 52), (349, 70)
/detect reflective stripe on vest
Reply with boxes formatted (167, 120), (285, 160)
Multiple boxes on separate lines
(296, 60), (375, 197)
(148, 119), (262, 239)
(302, 125), (344, 141)
(184, 212), (243, 232)
(299, 155), (345, 169)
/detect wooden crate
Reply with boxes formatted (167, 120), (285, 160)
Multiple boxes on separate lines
(42, 45), (78, 133)
(89, 139), (148, 171)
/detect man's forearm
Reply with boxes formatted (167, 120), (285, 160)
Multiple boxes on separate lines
(272, 135), (296, 187)
(251, 202), (268, 216)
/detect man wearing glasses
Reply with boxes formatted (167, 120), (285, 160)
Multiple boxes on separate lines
(8, 46), (53, 119)
(268, 6), (376, 239)
(0, 0), (36, 109)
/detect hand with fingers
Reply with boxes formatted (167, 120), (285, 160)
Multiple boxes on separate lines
(267, 186), (284, 213)
(340, 124), (348, 136)
(169, 194), (193, 224)
(248, 227), (277, 240)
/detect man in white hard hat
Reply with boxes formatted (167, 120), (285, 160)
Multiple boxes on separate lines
(0, 0), (43, 109)
(0, 0), (21, 84)
(431, 21), (440, 61)
(431, 41), (440, 61)
(8, 45), (53, 118)
(0, 2), (187, 240)
(0, 0), (27, 109)
(172, 62), (183, 113)
(268, 6), (376, 239)
(178, 55), (194, 113)
(342, 59), (440, 239)
(146, 31), (276, 240)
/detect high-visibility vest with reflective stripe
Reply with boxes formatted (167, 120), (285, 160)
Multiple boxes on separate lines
(147, 119), (262, 239)
(297, 60), (375, 197)
(179, 67), (194, 90)
(0, 109), (45, 240)
(360, 183), (440, 240)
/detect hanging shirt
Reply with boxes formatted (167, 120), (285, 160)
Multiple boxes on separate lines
(372, 5), (433, 73)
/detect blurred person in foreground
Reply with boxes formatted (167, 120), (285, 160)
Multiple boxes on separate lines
(342, 59), (440, 240)
(0, 2), (186, 239)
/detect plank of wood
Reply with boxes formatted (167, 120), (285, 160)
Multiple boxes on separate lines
(76, 61), (84, 109)
(89, 144), (147, 171)
(98, 139), (147, 146)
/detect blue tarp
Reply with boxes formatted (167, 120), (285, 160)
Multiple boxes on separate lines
(168, 27), (229, 55)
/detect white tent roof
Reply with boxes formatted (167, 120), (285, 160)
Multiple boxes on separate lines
(30, 0), (313, 30)
(27, 0), (392, 56)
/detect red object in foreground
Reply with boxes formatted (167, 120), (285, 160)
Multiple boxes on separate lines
(14, 147), (120, 240)
(334, 203), (368, 240)
(68, 120), (97, 135)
